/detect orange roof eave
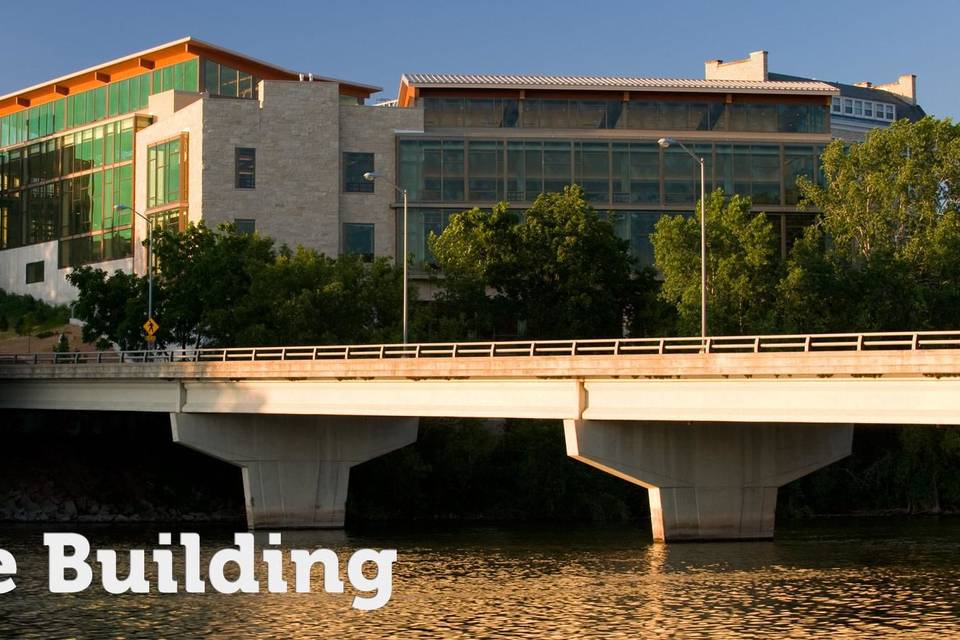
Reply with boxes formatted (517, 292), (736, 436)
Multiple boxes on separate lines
(0, 36), (382, 116)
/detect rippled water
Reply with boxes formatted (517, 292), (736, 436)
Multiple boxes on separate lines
(1, 519), (958, 638)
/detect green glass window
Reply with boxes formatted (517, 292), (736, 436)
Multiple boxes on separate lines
(203, 60), (219, 94)
(147, 138), (184, 207)
(219, 66), (239, 97)
(343, 223), (374, 259)
(151, 209), (185, 233)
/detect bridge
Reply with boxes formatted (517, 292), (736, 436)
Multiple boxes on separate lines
(2, 330), (959, 542)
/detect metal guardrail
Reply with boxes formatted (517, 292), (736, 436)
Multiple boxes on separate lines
(2, 331), (960, 366)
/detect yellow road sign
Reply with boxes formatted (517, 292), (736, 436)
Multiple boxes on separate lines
(143, 317), (160, 336)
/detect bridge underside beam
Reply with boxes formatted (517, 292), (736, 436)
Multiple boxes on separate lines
(170, 413), (418, 529)
(563, 420), (853, 541)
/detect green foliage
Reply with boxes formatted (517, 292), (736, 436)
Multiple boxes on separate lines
(781, 116), (960, 331)
(68, 222), (407, 349)
(651, 190), (780, 335)
(151, 222), (276, 347)
(426, 185), (648, 339)
(235, 248), (406, 346)
(780, 426), (960, 517)
(348, 419), (648, 522)
(0, 289), (70, 337)
(67, 267), (148, 350)
(52, 333), (70, 353)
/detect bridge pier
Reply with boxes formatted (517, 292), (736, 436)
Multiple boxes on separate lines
(563, 420), (853, 541)
(170, 413), (418, 529)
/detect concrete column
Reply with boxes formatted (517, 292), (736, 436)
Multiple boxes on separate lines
(170, 413), (418, 529)
(563, 420), (853, 541)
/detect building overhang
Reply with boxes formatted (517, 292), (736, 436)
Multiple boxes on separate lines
(397, 73), (838, 107)
(0, 37), (381, 117)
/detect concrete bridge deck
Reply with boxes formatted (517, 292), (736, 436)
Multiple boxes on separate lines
(2, 330), (959, 541)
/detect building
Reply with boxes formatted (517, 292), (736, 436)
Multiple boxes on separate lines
(0, 37), (422, 303)
(0, 43), (924, 305)
(394, 53), (836, 268)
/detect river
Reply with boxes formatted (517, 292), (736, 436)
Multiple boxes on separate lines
(0, 518), (958, 638)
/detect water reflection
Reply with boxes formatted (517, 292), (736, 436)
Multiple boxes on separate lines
(1, 519), (958, 638)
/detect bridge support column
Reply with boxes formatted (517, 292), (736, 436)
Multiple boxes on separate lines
(170, 413), (418, 529)
(563, 420), (852, 541)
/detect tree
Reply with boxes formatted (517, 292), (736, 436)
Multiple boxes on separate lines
(427, 185), (644, 340)
(781, 116), (960, 332)
(53, 333), (70, 353)
(67, 267), (149, 350)
(151, 222), (276, 347)
(651, 190), (780, 336)
(234, 248), (406, 346)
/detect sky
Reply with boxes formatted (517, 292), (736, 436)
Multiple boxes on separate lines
(1, 0), (957, 120)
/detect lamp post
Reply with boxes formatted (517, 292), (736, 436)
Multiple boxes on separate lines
(362, 171), (409, 344)
(658, 138), (707, 339)
(114, 204), (154, 334)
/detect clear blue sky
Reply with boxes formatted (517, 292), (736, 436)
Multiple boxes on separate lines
(2, 0), (957, 120)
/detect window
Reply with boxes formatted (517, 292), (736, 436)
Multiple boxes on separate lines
(235, 148), (255, 189)
(25, 261), (43, 284)
(843, 99), (853, 115)
(147, 138), (185, 207)
(234, 218), (255, 234)
(343, 223), (374, 259)
(864, 102), (873, 117)
(854, 100), (863, 116)
(202, 59), (257, 99)
(886, 105), (895, 120)
(831, 97), (841, 113)
(343, 152), (374, 192)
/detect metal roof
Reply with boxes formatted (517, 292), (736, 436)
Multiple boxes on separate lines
(402, 73), (837, 95)
(0, 37), (381, 105)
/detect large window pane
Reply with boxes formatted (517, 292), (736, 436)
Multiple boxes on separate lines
(784, 145), (814, 204)
(441, 141), (464, 201)
(343, 222), (375, 259)
(343, 152), (374, 192)
(751, 145), (781, 204)
(574, 142), (609, 203)
(467, 140), (503, 201)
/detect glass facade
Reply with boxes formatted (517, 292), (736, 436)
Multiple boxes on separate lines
(399, 138), (825, 208)
(147, 137), (185, 208)
(0, 116), (147, 268)
(399, 134), (828, 269)
(420, 97), (828, 133)
(0, 59), (197, 148)
(203, 59), (258, 99)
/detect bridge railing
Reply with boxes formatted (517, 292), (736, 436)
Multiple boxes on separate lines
(2, 330), (960, 366)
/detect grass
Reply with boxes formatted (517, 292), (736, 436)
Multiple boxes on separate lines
(0, 289), (71, 336)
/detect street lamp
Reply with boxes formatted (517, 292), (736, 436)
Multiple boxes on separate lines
(658, 137), (707, 339)
(362, 171), (409, 344)
(114, 204), (155, 337)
